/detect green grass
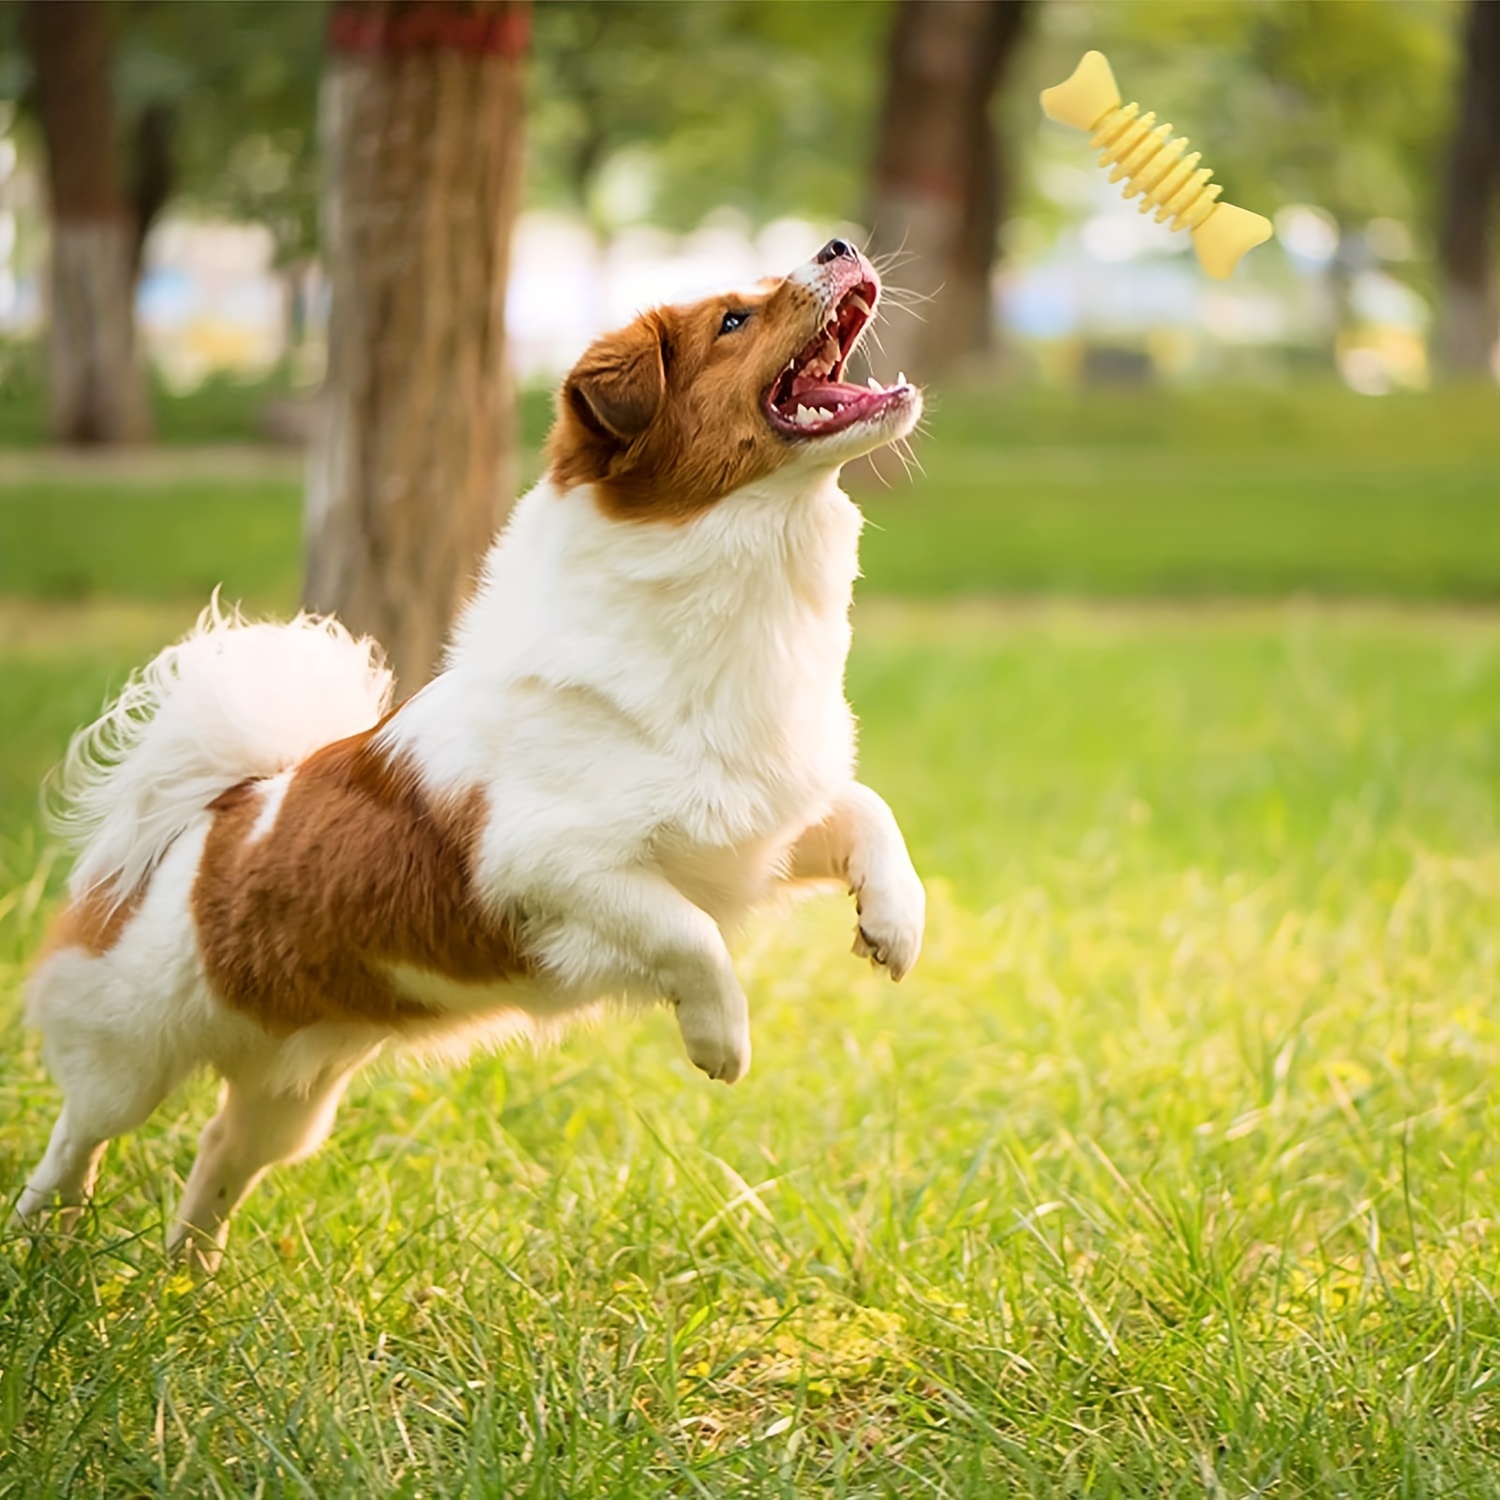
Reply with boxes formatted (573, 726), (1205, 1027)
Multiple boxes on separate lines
(4, 384), (1500, 1493)
(857, 382), (1500, 600)
(2, 383), (1496, 608)
(0, 389), (556, 613)
(0, 479), (306, 608)
(4, 599), (1500, 1494)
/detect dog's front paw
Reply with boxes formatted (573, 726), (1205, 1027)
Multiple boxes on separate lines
(851, 859), (926, 981)
(675, 996), (752, 1085)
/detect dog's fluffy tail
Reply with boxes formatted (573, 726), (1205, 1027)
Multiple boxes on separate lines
(50, 593), (394, 902)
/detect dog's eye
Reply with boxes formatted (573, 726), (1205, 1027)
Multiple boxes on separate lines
(718, 309), (751, 336)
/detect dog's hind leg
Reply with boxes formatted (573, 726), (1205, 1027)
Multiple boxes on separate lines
(168, 1066), (361, 1275)
(16, 828), (220, 1233)
(13, 1107), (109, 1225)
(13, 1052), (181, 1227)
(15, 933), (198, 1229)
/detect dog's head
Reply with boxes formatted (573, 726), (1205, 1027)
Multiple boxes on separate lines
(546, 239), (921, 521)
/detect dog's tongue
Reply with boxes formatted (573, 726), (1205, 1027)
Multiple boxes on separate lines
(790, 378), (861, 408)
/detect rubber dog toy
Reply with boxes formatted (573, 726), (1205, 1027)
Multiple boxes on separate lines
(1041, 50), (1273, 279)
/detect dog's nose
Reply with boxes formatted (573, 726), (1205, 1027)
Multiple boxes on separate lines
(815, 238), (857, 265)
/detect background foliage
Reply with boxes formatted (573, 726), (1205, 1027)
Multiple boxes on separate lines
(0, 0), (1470, 258)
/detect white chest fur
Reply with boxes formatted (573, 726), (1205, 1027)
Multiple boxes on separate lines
(382, 469), (864, 923)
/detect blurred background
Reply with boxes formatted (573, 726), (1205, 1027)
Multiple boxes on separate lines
(2, 0), (1496, 396)
(0, 0), (1496, 682)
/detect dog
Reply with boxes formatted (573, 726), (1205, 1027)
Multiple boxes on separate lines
(13, 239), (926, 1271)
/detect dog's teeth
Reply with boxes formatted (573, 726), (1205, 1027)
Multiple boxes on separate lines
(795, 405), (815, 426)
(815, 407), (834, 420)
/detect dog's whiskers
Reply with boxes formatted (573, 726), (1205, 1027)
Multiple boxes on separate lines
(870, 241), (918, 275)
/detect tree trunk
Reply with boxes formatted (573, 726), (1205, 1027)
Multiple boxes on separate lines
(21, 0), (150, 444)
(866, 0), (1032, 380)
(129, 101), (177, 284)
(306, 0), (528, 693)
(1436, 0), (1500, 377)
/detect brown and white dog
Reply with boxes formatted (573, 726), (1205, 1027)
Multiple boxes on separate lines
(14, 240), (926, 1270)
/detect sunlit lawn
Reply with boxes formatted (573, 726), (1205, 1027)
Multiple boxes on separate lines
(3, 384), (1500, 1493)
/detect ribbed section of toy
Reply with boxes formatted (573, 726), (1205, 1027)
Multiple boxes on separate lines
(1040, 50), (1272, 280)
(1092, 103), (1219, 232)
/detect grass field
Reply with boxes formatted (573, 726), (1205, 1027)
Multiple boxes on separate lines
(4, 383), (1499, 608)
(3, 384), (1500, 1494)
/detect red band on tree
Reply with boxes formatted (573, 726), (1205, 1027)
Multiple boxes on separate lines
(328, 3), (530, 61)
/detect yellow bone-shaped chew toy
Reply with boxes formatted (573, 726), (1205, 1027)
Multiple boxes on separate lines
(1040, 50), (1272, 279)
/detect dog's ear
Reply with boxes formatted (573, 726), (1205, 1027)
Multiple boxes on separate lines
(565, 317), (667, 444)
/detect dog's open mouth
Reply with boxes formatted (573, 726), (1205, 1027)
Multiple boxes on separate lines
(765, 279), (910, 440)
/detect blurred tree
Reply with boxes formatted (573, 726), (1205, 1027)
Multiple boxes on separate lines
(115, 0), (325, 265)
(1436, 0), (1500, 375)
(127, 98), (173, 283)
(2, 0), (324, 441)
(304, 0), (527, 692)
(18, 0), (149, 442)
(6, 1), (887, 257)
(866, 0), (1034, 379)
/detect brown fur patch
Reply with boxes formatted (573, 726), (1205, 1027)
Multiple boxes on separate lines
(40, 884), (143, 960)
(192, 722), (527, 1035)
(546, 276), (824, 523)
